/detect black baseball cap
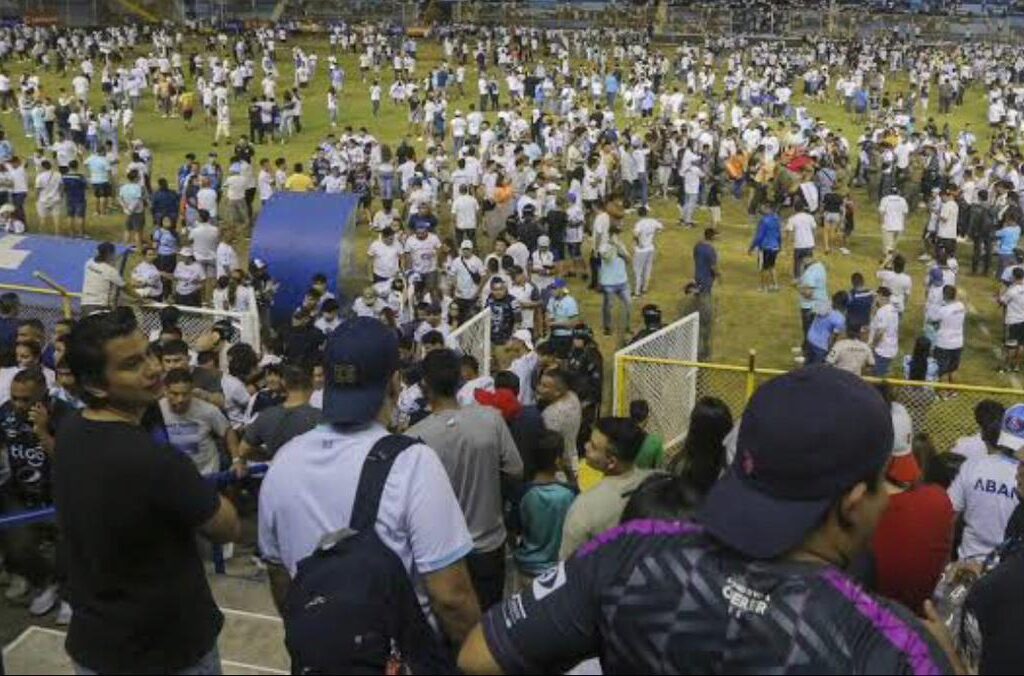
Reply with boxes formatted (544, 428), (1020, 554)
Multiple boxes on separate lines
(699, 366), (893, 559)
(322, 318), (399, 425)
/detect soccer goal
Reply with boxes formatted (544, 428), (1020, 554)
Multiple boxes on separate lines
(133, 303), (262, 354)
(450, 307), (492, 376)
(613, 313), (700, 451)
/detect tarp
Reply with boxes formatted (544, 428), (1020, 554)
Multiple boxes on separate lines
(0, 234), (130, 309)
(250, 192), (360, 327)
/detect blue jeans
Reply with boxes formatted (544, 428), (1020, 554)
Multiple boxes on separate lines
(602, 283), (631, 332)
(74, 646), (221, 675)
(874, 355), (893, 377)
(379, 173), (394, 201)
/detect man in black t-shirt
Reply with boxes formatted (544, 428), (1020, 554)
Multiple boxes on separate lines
(56, 309), (240, 674)
(458, 367), (962, 675)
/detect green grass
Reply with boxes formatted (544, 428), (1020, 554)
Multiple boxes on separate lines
(6, 36), (1016, 389)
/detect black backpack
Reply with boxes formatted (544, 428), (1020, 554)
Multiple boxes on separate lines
(283, 435), (456, 675)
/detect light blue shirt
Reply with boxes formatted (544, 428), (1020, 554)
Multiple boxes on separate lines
(119, 182), (144, 212)
(807, 310), (846, 350)
(799, 261), (828, 310)
(996, 225), (1021, 255)
(547, 294), (579, 335)
(85, 154), (111, 184)
(599, 251), (629, 287)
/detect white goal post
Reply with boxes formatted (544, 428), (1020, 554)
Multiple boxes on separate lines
(612, 313), (700, 450)
(450, 307), (492, 376)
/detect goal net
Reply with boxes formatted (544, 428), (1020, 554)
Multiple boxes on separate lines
(613, 312), (700, 451)
(450, 307), (492, 376)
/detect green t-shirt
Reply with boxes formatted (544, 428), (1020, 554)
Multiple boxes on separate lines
(514, 482), (577, 576)
(634, 432), (665, 470)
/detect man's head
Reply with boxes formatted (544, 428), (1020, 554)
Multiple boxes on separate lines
(164, 368), (195, 415)
(700, 366), (893, 563)
(490, 278), (508, 299)
(536, 368), (570, 405)
(15, 340), (41, 369)
(322, 317), (400, 426)
(584, 417), (645, 476)
(67, 309), (164, 412)
(159, 339), (190, 373)
(9, 368), (47, 417)
(421, 349), (461, 402)
(282, 364), (313, 395)
(17, 319), (45, 346)
(460, 354), (480, 382)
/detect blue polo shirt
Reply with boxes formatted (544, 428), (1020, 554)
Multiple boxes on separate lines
(694, 241), (718, 293)
(807, 309), (846, 350)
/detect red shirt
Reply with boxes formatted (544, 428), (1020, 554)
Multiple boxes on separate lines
(871, 484), (955, 614)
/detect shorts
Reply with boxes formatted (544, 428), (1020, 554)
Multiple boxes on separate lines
(934, 347), (962, 375)
(198, 259), (216, 279)
(183, 109), (194, 122)
(66, 201), (85, 218)
(37, 201), (61, 218)
(566, 242), (583, 259)
(823, 212), (842, 227)
(937, 237), (957, 255)
(1007, 322), (1024, 346)
(92, 182), (112, 198)
(761, 249), (779, 270)
(126, 212), (145, 232)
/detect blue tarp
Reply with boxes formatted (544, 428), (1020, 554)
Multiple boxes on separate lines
(0, 234), (129, 309)
(250, 192), (360, 327)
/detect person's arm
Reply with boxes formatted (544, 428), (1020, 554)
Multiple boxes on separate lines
(423, 560), (480, 645)
(152, 445), (240, 543)
(224, 426), (241, 463)
(266, 561), (291, 616)
(200, 495), (241, 544)
(496, 413), (524, 480)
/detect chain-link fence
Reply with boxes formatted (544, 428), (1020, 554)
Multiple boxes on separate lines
(617, 353), (1024, 458)
(0, 284), (73, 337)
(451, 307), (492, 376)
(132, 303), (262, 352)
(613, 314), (700, 450)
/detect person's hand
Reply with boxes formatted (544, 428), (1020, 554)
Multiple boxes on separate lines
(28, 403), (49, 438)
(922, 600), (966, 675)
(231, 458), (248, 480)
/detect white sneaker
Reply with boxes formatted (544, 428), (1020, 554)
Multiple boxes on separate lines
(29, 584), (59, 616)
(4, 575), (28, 601)
(221, 542), (234, 561)
(55, 601), (72, 626)
(918, 253), (932, 262)
(840, 247), (851, 255)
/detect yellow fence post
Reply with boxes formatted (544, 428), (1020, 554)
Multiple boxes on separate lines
(615, 355), (628, 417)
(745, 349), (758, 403)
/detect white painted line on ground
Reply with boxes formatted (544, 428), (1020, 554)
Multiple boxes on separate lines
(9, 626), (289, 675)
(2, 625), (40, 655)
(222, 659), (289, 675)
(220, 606), (283, 624)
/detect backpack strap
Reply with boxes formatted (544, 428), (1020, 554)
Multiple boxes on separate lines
(350, 434), (420, 533)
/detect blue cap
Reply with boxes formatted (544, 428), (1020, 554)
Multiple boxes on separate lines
(551, 278), (568, 290)
(928, 267), (944, 287)
(322, 318), (399, 425)
(998, 404), (1024, 452)
(700, 366), (893, 559)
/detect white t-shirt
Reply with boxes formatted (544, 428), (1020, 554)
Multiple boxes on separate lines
(174, 261), (205, 296)
(451, 194), (479, 231)
(938, 199), (959, 239)
(878, 195), (909, 232)
(447, 255), (485, 300)
(368, 239), (402, 279)
(786, 212), (817, 250)
(189, 224), (220, 263)
(196, 187), (219, 217)
(35, 170), (62, 206)
(1002, 283), (1024, 325)
(131, 261), (163, 299)
(258, 423), (473, 628)
(404, 233), (442, 274)
(928, 301), (966, 350)
(876, 270), (912, 313)
(633, 217), (663, 252)
(870, 303), (900, 359)
(81, 259), (126, 308)
(948, 453), (1021, 560)
(950, 434), (989, 463)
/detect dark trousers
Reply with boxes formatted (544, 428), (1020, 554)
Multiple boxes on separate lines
(972, 236), (993, 276)
(466, 545), (505, 612)
(0, 489), (55, 589)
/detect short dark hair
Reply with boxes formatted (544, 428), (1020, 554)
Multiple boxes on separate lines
(12, 366), (47, 391)
(283, 364), (313, 391)
(67, 309), (141, 404)
(975, 399), (1006, 447)
(164, 368), (194, 387)
(494, 370), (520, 394)
(461, 354), (480, 375)
(196, 350), (219, 367)
(18, 318), (45, 334)
(534, 430), (565, 477)
(421, 349), (461, 399)
(629, 399), (651, 424)
(160, 339), (189, 358)
(422, 330), (446, 347)
(540, 368), (570, 392)
(594, 417), (646, 464)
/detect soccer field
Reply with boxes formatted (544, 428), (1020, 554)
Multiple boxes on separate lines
(8, 34), (1013, 389)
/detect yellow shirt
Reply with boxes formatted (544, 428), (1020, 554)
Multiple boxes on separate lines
(284, 173), (314, 192)
(578, 462), (604, 493)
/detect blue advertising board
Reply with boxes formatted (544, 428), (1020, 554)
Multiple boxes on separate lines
(0, 234), (130, 308)
(250, 192), (360, 327)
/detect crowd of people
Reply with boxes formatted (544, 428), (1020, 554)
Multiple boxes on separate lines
(0, 15), (1015, 676)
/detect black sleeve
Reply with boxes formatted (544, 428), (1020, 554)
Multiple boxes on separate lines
(481, 550), (607, 674)
(147, 443), (221, 530)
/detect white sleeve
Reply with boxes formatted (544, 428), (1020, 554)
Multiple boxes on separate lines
(103, 266), (126, 289)
(947, 461), (970, 513)
(401, 445), (474, 574)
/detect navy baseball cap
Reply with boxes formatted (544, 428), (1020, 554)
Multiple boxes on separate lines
(322, 318), (399, 425)
(700, 366), (893, 559)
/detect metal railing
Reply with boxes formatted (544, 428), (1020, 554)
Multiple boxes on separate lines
(616, 349), (1024, 454)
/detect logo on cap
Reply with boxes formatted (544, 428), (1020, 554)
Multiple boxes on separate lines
(333, 363), (360, 386)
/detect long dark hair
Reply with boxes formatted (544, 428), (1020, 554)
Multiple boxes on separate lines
(908, 336), (932, 382)
(670, 397), (734, 498)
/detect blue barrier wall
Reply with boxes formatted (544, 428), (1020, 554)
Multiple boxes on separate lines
(0, 234), (129, 308)
(250, 192), (359, 327)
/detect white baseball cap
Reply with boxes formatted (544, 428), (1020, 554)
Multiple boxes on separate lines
(510, 329), (534, 352)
